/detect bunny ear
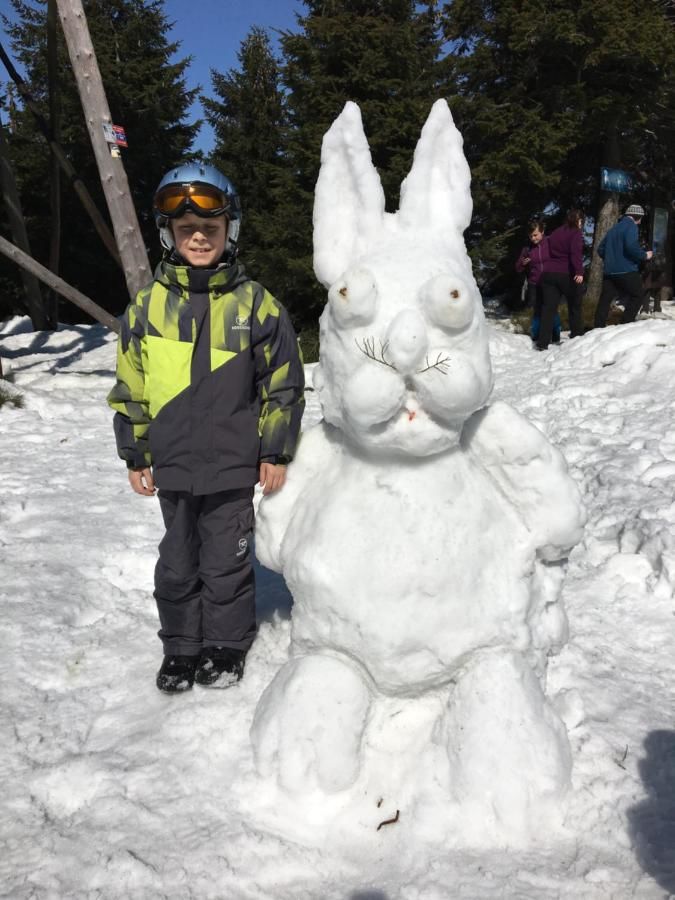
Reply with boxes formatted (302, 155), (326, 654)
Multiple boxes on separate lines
(313, 102), (385, 287)
(398, 99), (472, 235)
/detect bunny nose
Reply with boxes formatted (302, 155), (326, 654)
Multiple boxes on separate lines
(385, 309), (429, 374)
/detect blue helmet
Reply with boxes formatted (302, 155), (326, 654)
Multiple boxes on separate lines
(153, 162), (242, 261)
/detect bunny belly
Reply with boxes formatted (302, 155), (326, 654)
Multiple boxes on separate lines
(280, 451), (540, 694)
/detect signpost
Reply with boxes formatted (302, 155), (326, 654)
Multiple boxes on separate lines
(599, 167), (634, 194)
(651, 207), (669, 263)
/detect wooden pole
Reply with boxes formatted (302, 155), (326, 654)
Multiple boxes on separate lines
(55, 0), (151, 299)
(0, 234), (120, 334)
(0, 40), (122, 269)
(0, 115), (49, 330)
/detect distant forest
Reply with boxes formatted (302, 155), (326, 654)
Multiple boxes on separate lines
(1, 0), (674, 334)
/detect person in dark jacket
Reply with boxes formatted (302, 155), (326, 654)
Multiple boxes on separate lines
(515, 217), (561, 344)
(593, 204), (653, 328)
(108, 163), (305, 694)
(537, 208), (585, 350)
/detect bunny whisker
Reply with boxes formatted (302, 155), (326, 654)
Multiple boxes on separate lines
(355, 337), (397, 370)
(416, 354), (452, 375)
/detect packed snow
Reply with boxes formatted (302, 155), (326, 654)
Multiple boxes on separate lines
(2, 309), (675, 898)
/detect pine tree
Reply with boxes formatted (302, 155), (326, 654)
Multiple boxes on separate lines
(440, 0), (675, 298)
(272, 0), (442, 326)
(1, 0), (197, 321)
(204, 27), (287, 303)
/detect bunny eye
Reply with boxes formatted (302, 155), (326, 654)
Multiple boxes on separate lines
(421, 274), (474, 330)
(328, 268), (378, 327)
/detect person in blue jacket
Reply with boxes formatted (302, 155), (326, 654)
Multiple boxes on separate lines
(593, 204), (653, 328)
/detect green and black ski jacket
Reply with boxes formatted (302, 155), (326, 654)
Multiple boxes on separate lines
(107, 260), (305, 495)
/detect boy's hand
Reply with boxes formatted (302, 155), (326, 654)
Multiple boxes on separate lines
(128, 466), (156, 496)
(259, 462), (287, 495)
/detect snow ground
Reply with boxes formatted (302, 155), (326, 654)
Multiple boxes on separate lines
(1, 311), (675, 899)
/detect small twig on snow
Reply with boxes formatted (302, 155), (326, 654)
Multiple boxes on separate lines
(376, 809), (400, 831)
(614, 746), (629, 770)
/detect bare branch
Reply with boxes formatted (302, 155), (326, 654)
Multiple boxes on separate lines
(416, 353), (452, 375)
(355, 339), (452, 376)
(355, 336), (397, 370)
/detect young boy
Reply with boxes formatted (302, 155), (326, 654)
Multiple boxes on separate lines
(108, 163), (304, 694)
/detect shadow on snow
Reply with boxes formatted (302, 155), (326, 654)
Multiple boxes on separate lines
(253, 548), (293, 622)
(627, 729), (675, 894)
(0, 324), (114, 373)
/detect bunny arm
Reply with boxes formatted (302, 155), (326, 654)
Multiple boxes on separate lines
(462, 400), (586, 561)
(255, 421), (343, 573)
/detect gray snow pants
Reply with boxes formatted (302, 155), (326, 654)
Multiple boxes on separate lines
(154, 487), (256, 656)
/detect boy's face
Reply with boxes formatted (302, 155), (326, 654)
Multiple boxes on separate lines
(171, 212), (228, 267)
(530, 227), (544, 244)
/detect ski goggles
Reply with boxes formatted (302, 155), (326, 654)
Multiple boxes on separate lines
(154, 182), (230, 219)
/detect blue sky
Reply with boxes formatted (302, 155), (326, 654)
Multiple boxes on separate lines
(163, 0), (305, 153)
(0, 0), (305, 154)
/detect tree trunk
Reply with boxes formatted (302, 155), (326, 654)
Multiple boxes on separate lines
(56, 0), (151, 300)
(587, 193), (619, 306)
(46, 0), (61, 328)
(587, 120), (621, 308)
(0, 115), (49, 331)
(0, 234), (120, 333)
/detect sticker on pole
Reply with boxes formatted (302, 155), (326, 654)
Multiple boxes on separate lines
(102, 123), (128, 147)
(112, 125), (128, 147)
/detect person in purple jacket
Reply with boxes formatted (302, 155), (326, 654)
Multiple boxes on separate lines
(516, 218), (547, 307)
(515, 217), (561, 344)
(537, 208), (585, 350)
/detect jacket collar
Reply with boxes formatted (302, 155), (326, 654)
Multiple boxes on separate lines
(156, 260), (247, 295)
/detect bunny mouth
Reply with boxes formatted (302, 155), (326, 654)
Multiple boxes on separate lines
(352, 395), (464, 456)
(334, 356), (480, 455)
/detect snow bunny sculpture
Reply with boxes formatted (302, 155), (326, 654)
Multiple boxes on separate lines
(252, 100), (585, 840)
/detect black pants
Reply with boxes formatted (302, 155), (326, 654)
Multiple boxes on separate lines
(526, 282), (539, 309)
(594, 272), (643, 328)
(538, 273), (584, 349)
(154, 488), (256, 655)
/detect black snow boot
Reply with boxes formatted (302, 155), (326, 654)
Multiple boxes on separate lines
(194, 646), (246, 688)
(156, 654), (199, 694)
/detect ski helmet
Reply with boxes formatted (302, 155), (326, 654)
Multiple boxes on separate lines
(153, 163), (242, 261)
